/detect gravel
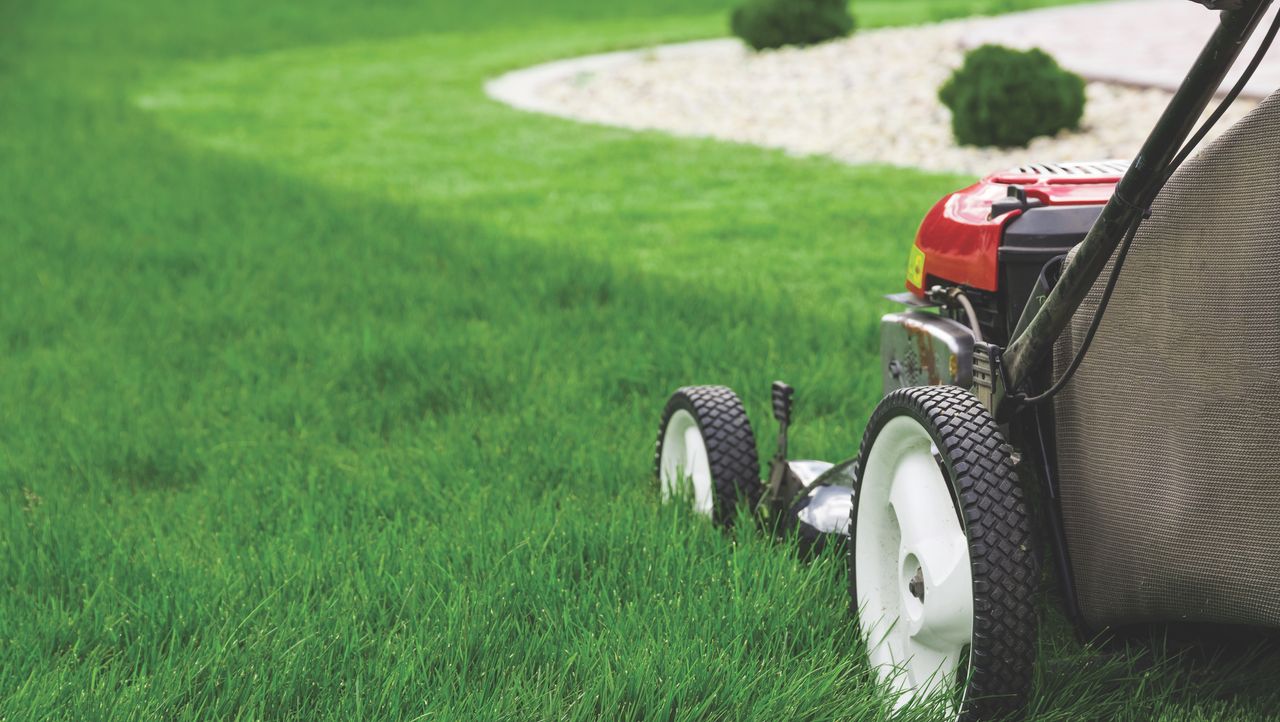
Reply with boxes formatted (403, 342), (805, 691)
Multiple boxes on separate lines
(488, 15), (1260, 177)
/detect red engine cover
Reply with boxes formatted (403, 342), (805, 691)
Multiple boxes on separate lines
(905, 162), (1125, 297)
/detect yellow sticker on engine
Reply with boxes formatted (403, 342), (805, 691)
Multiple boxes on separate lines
(907, 246), (926, 288)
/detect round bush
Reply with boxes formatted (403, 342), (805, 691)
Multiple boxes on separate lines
(730, 0), (855, 51)
(939, 44), (1086, 148)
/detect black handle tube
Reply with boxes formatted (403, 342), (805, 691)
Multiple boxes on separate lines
(1000, 0), (1273, 402)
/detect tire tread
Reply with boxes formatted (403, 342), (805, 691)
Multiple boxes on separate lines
(655, 386), (762, 527)
(850, 385), (1037, 720)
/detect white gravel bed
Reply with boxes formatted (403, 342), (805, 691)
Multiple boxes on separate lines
(488, 17), (1260, 176)
(964, 1), (1280, 99)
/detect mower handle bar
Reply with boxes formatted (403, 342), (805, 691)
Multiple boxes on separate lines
(999, 0), (1275, 409)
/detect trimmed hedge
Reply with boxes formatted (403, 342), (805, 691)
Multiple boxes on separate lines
(730, 0), (855, 51)
(939, 44), (1086, 148)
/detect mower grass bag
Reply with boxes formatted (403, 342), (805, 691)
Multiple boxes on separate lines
(1053, 89), (1280, 630)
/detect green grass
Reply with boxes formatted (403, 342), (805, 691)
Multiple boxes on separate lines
(3, 0), (1279, 719)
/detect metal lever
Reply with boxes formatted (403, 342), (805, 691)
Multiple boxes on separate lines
(764, 381), (797, 515)
(772, 381), (794, 458)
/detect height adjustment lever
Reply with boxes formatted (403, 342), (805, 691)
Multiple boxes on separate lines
(772, 381), (795, 426)
(765, 381), (798, 515)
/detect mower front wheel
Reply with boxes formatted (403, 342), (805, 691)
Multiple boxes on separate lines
(655, 386), (762, 527)
(850, 385), (1037, 720)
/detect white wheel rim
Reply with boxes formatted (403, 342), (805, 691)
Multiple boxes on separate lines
(659, 410), (714, 518)
(855, 415), (973, 711)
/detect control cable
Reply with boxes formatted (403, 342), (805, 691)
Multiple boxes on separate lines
(1010, 5), (1280, 406)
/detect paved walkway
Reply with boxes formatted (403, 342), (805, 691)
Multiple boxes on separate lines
(963, 0), (1280, 98)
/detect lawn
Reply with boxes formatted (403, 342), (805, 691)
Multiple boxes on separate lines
(3, 0), (1278, 719)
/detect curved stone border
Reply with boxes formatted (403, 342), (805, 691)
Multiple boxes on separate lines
(486, 39), (742, 116)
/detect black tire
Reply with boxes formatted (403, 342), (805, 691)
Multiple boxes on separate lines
(849, 385), (1038, 721)
(655, 386), (762, 527)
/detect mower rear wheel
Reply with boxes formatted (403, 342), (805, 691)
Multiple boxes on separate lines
(655, 386), (761, 527)
(850, 385), (1037, 720)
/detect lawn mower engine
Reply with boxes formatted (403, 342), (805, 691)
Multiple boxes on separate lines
(770, 161), (1128, 551)
(882, 161), (1126, 393)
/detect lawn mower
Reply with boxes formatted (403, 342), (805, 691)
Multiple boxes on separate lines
(653, 0), (1280, 718)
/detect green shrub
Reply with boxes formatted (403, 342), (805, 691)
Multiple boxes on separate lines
(939, 44), (1086, 148)
(730, 0), (855, 51)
